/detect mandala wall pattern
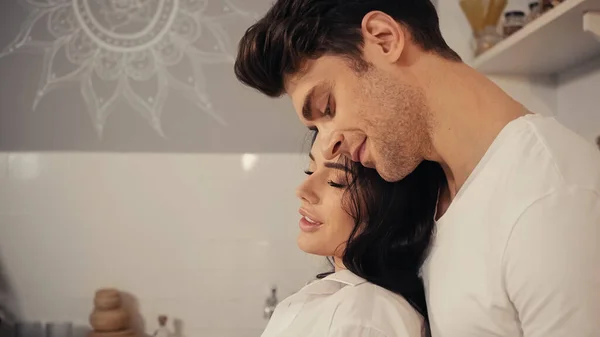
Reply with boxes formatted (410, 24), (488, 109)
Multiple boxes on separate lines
(0, 0), (256, 137)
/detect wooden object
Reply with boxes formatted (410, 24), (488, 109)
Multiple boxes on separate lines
(90, 307), (129, 331)
(94, 289), (122, 310)
(88, 289), (135, 337)
(88, 330), (135, 337)
(484, 0), (508, 27)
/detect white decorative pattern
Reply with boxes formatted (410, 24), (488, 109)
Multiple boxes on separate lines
(0, 0), (256, 137)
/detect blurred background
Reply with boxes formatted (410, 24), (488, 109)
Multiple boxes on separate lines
(0, 0), (598, 336)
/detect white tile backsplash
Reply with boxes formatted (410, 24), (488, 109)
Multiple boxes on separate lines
(0, 152), (323, 336)
(0, 153), (8, 179)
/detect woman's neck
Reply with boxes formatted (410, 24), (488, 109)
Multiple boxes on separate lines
(333, 256), (346, 272)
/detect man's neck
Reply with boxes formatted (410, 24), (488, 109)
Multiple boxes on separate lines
(418, 60), (527, 200)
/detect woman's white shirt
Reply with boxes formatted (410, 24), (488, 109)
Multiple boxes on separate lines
(261, 270), (424, 337)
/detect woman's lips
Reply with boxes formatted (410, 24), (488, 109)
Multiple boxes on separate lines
(299, 216), (322, 232)
(299, 208), (323, 232)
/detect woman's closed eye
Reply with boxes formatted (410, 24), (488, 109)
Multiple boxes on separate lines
(327, 180), (346, 188)
(303, 170), (346, 189)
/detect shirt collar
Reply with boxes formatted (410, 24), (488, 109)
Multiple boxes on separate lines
(300, 270), (368, 295)
(324, 269), (368, 286)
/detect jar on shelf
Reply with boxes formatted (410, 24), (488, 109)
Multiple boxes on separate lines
(528, 2), (541, 22)
(503, 11), (526, 37)
(475, 26), (503, 56)
(541, 0), (564, 13)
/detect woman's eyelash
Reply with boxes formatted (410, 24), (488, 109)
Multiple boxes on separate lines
(304, 169), (345, 188)
(328, 180), (346, 188)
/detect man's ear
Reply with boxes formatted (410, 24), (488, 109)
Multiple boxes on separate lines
(361, 11), (405, 63)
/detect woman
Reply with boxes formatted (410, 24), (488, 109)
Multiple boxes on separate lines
(261, 136), (445, 337)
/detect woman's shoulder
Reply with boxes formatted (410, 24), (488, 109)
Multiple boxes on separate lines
(334, 280), (424, 320)
(324, 271), (425, 336)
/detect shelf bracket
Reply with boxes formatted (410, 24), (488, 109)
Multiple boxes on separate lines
(583, 11), (600, 41)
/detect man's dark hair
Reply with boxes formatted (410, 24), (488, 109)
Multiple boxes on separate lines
(234, 0), (461, 97)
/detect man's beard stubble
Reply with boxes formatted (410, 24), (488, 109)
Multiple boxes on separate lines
(360, 67), (431, 182)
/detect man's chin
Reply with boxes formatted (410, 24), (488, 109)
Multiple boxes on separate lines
(376, 165), (409, 183)
(380, 173), (402, 183)
(362, 161), (376, 169)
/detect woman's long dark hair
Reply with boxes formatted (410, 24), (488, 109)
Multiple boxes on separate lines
(311, 133), (445, 324)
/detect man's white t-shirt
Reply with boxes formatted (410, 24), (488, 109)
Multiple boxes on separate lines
(422, 114), (600, 337)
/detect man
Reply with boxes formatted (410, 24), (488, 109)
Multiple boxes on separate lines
(234, 1), (600, 336)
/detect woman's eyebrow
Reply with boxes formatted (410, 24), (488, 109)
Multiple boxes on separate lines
(324, 162), (349, 172)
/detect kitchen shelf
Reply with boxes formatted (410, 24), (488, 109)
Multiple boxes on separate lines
(473, 0), (600, 75)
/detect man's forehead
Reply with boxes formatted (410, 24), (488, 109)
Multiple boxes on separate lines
(285, 57), (341, 115)
(285, 56), (341, 89)
(284, 60), (317, 95)
(285, 67), (318, 114)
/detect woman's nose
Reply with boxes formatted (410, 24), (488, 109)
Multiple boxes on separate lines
(296, 183), (319, 205)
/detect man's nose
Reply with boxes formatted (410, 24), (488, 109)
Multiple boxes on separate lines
(321, 131), (345, 160)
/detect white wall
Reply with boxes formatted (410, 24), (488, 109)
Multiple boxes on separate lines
(556, 58), (600, 143)
(0, 152), (325, 337)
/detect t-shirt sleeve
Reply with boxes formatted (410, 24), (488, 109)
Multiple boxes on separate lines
(503, 187), (600, 336)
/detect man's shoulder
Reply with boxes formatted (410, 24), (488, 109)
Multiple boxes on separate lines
(491, 115), (600, 194)
(499, 117), (600, 247)
(441, 115), (600, 244)
(520, 115), (600, 190)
